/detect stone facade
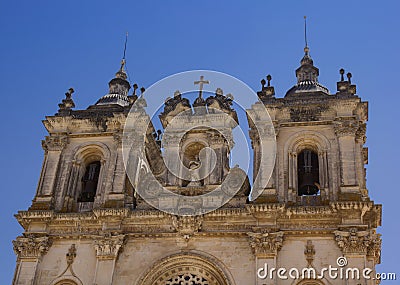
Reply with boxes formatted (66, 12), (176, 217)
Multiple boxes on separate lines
(12, 49), (381, 285)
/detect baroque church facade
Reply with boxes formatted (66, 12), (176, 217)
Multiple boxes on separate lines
(12, 44), (381, 285)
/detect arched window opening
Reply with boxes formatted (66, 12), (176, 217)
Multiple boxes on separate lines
(78, 161), (101, 202)
(297, 149), (320, 196)
(181, 142), (206, 187)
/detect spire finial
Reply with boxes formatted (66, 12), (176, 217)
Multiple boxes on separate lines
(123, 32), (128, 61)
(304, 16), (309, 54)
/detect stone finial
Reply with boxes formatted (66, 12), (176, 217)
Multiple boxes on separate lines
(57, 88), (75, 115)
(340, 68), (345, 81)
(132, 83), (138, 96)
(261, 78), (266, 89)
(257, 75), (275, 101)
(347, 72), (352, 84)
(174, 90), (181, 97)
(140, 87), (145, 95)
(266, 74), (272, 87)
(247, 231), (284, 257)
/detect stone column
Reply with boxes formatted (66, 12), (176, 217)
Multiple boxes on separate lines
(247, 231), (284, 285)
(93, 234), (126, 285)
(12, 235), (52, 285)
(334, 228), (381, 285)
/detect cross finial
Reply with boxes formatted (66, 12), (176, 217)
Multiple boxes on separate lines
(194, 75), (210, 99)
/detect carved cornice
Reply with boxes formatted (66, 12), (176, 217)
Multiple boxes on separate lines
(93, 234), (126, 260)
(247, 231), (284, 257)
(13, 235), (52, 259)
(334, 117), (359, 137)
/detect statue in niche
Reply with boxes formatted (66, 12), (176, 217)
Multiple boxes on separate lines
(187, 156), (203, 187)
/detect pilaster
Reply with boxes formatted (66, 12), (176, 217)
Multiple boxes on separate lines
(247, 230), (284, 285)
(12, 235), (52, 285)
(93, 234), (126, 285)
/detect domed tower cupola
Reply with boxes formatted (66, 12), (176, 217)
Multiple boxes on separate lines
(297, 46), (318, 82)
(94, 59), (131, 107)
(285, 18), (329, 97)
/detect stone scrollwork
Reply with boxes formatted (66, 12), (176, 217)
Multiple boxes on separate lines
(93, 234), (126, 259)
(247, 231), (284, 257)
(13, 235), (52, 259)
(334, 228), (376, 255)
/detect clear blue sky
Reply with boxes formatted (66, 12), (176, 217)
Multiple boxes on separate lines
(1, 1), (399, 284)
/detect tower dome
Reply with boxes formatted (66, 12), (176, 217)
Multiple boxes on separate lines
(94, 60), (131, 106)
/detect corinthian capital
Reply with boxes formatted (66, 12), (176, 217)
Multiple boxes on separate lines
(247, 231), (284, 258)
(13, 235), (52, 259)
(334, 228), (372, 255)
(93, 234), (126, 260)
(41, 135), (69, 151)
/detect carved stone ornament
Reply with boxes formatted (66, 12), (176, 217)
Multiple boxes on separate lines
(367, 233), (382, 264)
(93, 234), (126, 259)
(41, 135), (69, 151)
(13, 235), (52, 259)
(356, 122), (367, 143)
(334, 118), (359, 137)
(334, 228), (375, 255)
(304, 240), (316, 267)
(247, 231), (284, 257)
(172, 215), (203, 240)
(66, 244), (77, 265)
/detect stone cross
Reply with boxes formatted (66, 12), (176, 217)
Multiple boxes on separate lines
(194, 75), (209, 99)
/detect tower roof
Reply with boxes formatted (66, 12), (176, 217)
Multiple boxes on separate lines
(94, 60), (131, 107)
(285, 17), (329, 97)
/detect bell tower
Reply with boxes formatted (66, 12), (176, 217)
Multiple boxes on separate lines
(247, 41), (381, 284)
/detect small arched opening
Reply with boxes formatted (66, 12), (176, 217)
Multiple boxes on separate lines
(78, 160), (101, 203)
(297, 149), (320, 196)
